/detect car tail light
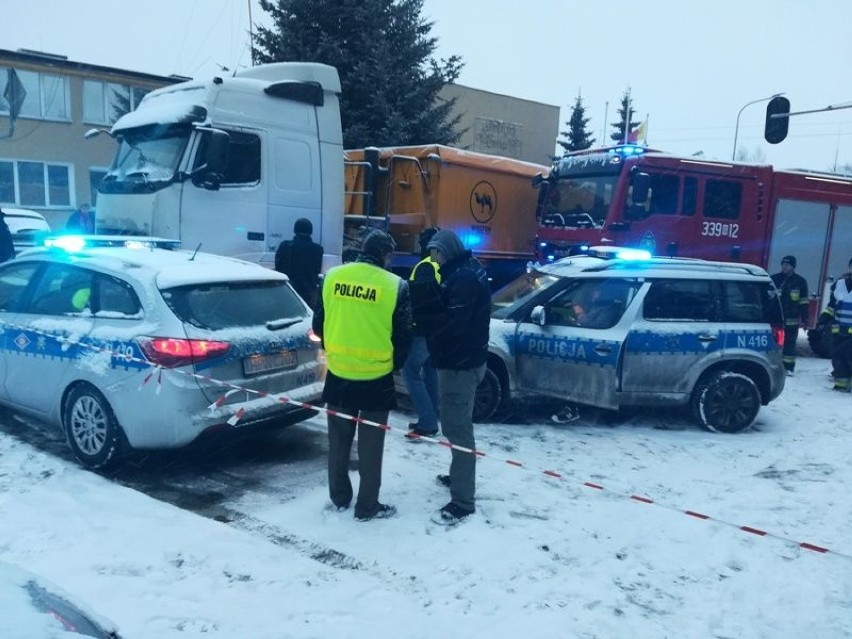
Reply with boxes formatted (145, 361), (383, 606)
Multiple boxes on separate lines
(308, 328), (322, 344)
(771, 325), (785, 348)
(139, 337), (230, 368)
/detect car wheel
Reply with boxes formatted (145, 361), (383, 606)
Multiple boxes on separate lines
(63, 385), (125, 470)
(692, 371), (760, 434)
(473, 367), (504, 423)
(807, 328), (833, 359)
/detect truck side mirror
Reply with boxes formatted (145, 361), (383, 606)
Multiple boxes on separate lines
(631, 172), (650, 204)
(191, 128), (230, 190)
(764, 96), (791, 144)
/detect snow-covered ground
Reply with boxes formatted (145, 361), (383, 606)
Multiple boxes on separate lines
(1, 344), (851, 638)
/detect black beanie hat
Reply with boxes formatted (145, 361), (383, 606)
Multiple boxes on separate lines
(294, 218), (313, 234)
(361, 229), (396, 261)
(781, 255), (796, 268)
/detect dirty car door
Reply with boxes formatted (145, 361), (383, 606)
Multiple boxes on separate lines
(514, 278), (638, 409)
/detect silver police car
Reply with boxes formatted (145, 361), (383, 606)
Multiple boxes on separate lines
(477, 250), (786, 433)
(0, 237), (325, 469)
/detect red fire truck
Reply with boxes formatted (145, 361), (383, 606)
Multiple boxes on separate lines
(534, 145), (852, 355)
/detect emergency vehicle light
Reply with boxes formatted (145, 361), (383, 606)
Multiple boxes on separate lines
(611, 144), (646, 157)
(43, 235), (182, 252)
(615, 248), (653, 260)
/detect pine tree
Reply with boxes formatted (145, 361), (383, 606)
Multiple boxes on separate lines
(609, 89), (640, 143)
(557, 93), (595, 155)
(253, 0), (463, 149)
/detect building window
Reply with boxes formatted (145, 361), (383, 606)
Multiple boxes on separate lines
(83, 80), (149, 125)
(0, 159), (72, 208)
(0, 67), (69, 121)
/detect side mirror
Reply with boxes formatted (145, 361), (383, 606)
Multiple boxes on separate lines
(191, 128), (230, 190)
(530, 305), (546, 326)
(631, 171), (650, 204)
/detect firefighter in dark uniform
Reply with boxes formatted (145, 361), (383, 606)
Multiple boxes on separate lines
(771, 255), (809, 374)
(819, 257), (852, 392)
(312, 229), (413, 521)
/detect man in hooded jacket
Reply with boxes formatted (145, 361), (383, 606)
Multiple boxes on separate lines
(419, 229), (490, 524)
(312, 229), (413, 521)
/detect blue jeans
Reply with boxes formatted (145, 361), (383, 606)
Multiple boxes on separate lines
(402, 336), (440, 432)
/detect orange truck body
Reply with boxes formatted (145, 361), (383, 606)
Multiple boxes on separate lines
(344, 144), (547, 285)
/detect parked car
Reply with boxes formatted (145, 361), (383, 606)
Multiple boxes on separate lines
(0, 236), (326, 469)
(476, 249), (786, 432)
(1, 207), (51, 253)
(0, 559), (121, 638)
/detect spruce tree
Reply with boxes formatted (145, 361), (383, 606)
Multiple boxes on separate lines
(609, 90), (640, 143)
(557, 93), (595, 155)
(253, 0), (463, 149)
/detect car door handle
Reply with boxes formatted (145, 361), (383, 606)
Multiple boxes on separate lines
(594, 344), (614, 354)
(697, 334), (717, 342)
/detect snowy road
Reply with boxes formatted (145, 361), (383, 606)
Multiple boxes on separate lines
(1, 341), (851, 638)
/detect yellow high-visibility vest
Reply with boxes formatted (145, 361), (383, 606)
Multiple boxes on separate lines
(409, 256), (441, 284)
(322, 262), (401, 380)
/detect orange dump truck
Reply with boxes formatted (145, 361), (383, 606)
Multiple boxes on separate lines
(344, 144), (548, 288)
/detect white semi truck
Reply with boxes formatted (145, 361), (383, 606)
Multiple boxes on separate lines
(90, 62), (344, 269)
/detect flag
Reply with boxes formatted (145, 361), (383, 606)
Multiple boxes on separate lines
(3, 68), (27, 138)
(628, 119), (648, 144)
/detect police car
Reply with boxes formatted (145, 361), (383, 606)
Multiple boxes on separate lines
(477, 248), (786, 433)
(0, 236), (325, 469)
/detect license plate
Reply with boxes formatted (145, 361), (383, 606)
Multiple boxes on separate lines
(243, 349), (298, 376)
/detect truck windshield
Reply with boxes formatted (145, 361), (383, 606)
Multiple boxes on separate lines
(99, 124), (191, 194)
(540, 172), (619, 230)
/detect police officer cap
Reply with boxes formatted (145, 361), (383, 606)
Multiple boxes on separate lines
(361, 229), (396, 260)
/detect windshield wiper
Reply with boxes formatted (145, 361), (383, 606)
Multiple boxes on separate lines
(266, 317), (302, 331)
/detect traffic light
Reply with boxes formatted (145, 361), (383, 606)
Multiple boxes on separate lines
(764, 96), (791, 144)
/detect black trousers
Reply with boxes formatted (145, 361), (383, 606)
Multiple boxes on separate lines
(832, 333), (852, 389)
(327, 407), (388, 516)
(782, 324), (799, 372)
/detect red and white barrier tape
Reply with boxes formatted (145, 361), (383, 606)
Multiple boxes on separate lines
(4, 321), (848, 561)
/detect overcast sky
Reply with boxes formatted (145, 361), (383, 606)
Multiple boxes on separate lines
(3, 0), (851, 170)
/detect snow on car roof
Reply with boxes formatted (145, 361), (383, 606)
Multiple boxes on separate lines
(18, 245), (287, 289)
(540, 255), (769, 280)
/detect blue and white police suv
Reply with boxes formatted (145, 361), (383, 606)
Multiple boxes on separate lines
(476, 248), (787, 433)
(0, 236), (325, 469)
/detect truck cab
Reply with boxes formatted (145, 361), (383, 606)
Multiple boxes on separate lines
(94, 63), (344, 270)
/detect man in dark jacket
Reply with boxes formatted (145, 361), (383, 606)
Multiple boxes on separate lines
(275, 218), (324, 309)
(420, 229), (490, 525)
(0, 209), (15, 263)
(771, 255), (809, 374)
(312, 229), (413, 521)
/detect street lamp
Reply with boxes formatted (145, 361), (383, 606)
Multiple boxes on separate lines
(732, 92), (784, 160)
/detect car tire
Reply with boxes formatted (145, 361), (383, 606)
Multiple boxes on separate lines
(691, 371), (760, 434)
(473, 366), (504, 423)
(63, 384), (125, 470)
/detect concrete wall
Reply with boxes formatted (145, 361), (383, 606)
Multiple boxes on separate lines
(440, 84), (559, 166)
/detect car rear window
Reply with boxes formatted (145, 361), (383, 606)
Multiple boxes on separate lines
(722, 281), (783, 324)
(161, 280), (308, 330)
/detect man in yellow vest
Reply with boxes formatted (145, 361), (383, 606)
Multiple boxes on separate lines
(312, 229), (413, 521)
(404, 226), (442, 439)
